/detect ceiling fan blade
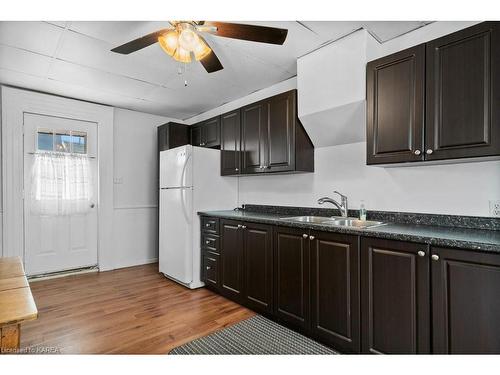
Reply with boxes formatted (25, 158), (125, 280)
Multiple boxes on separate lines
(198, 36), (223, 73)
(111, 28), (173, 54)
(203, 22), (288, 45)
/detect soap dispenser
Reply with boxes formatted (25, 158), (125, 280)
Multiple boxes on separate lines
(359, 200), (367, 221)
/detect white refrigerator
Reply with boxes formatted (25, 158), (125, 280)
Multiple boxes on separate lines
(159, 145), (238, 289)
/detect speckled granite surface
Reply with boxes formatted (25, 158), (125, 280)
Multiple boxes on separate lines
(198, 208), (500, 254)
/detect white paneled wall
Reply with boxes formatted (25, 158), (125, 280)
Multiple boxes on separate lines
(112, 108), (179, 268)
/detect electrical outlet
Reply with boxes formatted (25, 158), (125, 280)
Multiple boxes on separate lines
(490, 200), (500, 217)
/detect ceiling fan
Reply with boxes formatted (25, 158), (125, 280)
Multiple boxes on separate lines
(110, 21), (288, 73)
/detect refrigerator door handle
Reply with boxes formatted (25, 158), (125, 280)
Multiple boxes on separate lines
(180, 152), (192, 188)
(180, 187), (191, 224)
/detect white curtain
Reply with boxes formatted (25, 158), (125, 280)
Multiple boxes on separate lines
(31, 152), (93, 216)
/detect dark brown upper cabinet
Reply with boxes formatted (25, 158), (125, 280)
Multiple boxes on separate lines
(157, 122), (190, 152)
(310, 231), (360, 353)
(431, 247), (500, 354)
(241, 101), (267, 174)
(426, 22), (500, 160)
(366, 22), (500, 165)
(366, 45), (425, 164)
(220, 110), (241, 176)
(224, 90), (314, 176)
(191, 116), (221, 148)
(360, 237), (430, 354)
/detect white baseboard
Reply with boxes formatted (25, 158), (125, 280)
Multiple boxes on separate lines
(111, 257), (158, 270)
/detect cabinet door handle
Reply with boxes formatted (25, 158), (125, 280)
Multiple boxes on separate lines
(205, 240), (210, 244)
(205, 223), (210, 227)
(235, 168), (239, 172)
(206, 266), (211, 270)
(237, 224), (242, 229)
(241, 225), (247, 229)
(417, 250), (425, 257)
(309, 235), (315, 240)
(431, 254), (439, 261)
(414, 149), (421, 155)
(426, 149), (433, 155)
(302, 233), (308, 238)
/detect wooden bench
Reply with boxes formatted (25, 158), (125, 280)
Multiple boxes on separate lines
(0, 257), (38, 353)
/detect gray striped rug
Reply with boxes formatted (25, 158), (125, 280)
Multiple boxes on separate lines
(169, 315), (336, 355)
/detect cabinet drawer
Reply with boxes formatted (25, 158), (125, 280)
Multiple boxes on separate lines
(203, 253), (220, 289)
(201, 217), (219, 234)
(202, 234), (219, 253)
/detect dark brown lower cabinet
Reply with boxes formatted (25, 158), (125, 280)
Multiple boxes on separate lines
(203, 252), (220, 289)
(310, 231), (360, 353)
(274, 226), (310, 331)
(432, 247), (500, 354)
(243, 222), (273, 313)
(361, 237), (430, 354)
(220, 219), (244, 302)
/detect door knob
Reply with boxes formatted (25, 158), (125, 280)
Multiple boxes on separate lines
(90, 203), (95, 208)
(431, 254), (439, 261)
(309, 235), (315, 240)
(302, 233), (308, 238)
(235, 168), (239, 172)
(417, 251), (425, 257)
(414, 149), (421, 155)
(426, 149), (433, 155)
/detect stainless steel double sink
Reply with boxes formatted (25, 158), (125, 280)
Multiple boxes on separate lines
(279, 215), (386, 229)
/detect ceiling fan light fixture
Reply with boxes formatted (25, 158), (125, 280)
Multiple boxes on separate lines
(193, 37), (212, 61)
(178, 27), (199, 52)
(158, 30), (179, 56)
(173, 46), (192, 63)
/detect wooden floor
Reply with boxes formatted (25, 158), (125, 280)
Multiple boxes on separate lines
(21, 264), (254, 354)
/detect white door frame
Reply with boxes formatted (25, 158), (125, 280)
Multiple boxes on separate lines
(1, 86), (115, 271)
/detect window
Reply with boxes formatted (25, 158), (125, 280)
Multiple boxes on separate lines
(37, 129), (87, 154)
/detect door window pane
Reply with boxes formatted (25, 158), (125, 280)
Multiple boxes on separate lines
(54, 133), (72, 153)
(71, 133), (87, 154)
(37, 132), (53, 151)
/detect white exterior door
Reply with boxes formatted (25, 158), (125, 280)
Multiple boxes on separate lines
(23, 113), (98, 276)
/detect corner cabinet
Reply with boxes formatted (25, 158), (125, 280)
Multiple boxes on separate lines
(366, 21), (500, 165)
(221, 90), (314, 176)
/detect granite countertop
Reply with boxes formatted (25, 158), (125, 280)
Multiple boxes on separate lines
(198, 210), (500, 254)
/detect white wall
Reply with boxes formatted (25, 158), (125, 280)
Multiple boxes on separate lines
(237, 142), (500, 217)
(112, 108), (180, 269)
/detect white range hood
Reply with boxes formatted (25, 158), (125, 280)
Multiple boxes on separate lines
(297, 29), (377, 148)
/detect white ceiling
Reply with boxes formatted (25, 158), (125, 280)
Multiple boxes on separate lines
(0, 21), (430, 120)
